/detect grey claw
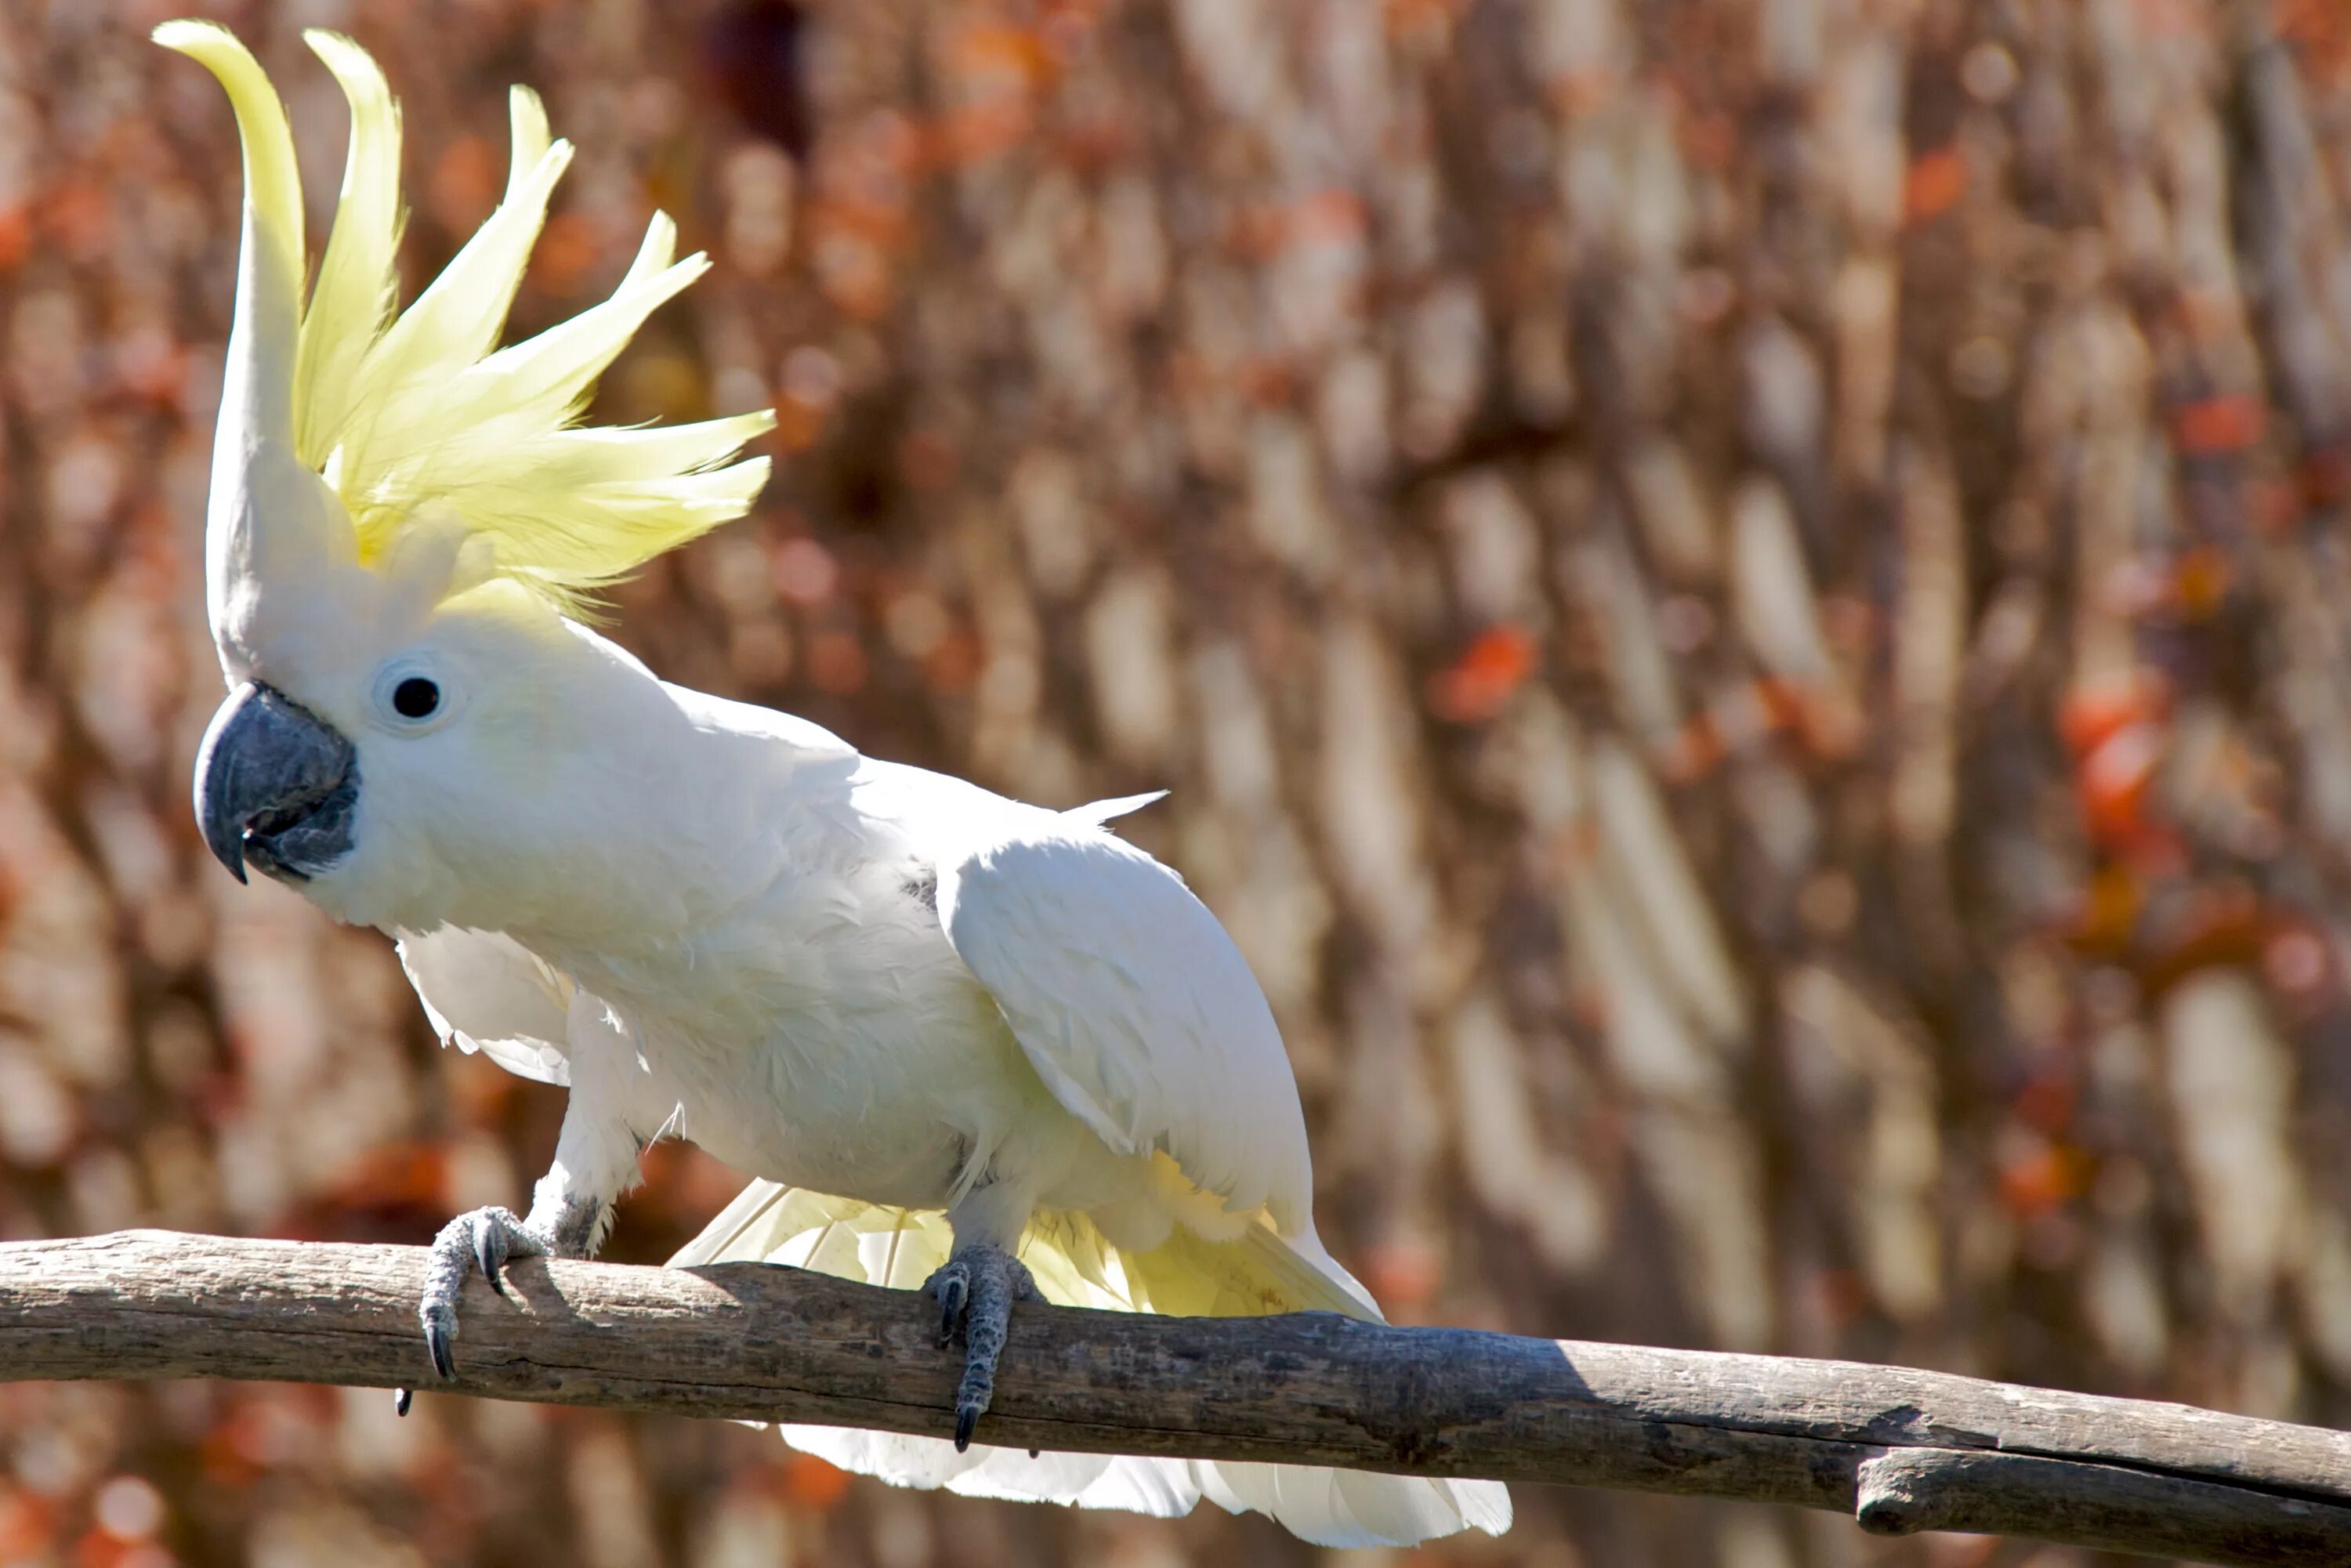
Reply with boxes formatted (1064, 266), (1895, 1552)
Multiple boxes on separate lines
(476, 1216), (511, 1299)
(426, 1314), (457, 1382)
(394, 1387), (413, 1418)
(955, 1403), (980, 1452)
(934, 1269), (968, 1346)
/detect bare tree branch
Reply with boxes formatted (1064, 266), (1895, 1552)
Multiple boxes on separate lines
(2, 1232), (2345, 1565)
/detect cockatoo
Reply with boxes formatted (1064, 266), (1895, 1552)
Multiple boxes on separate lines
(162, 21), (1510, 1547)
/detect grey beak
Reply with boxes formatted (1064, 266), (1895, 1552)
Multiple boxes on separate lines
(194, 683), (357, 884)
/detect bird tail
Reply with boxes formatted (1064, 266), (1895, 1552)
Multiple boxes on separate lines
(670, 1182), (1512, 1548)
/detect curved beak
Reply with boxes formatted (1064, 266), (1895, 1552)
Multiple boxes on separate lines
(194, 682), (358, 884)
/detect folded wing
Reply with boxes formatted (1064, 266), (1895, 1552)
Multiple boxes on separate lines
(935, 804), (1315, 1235)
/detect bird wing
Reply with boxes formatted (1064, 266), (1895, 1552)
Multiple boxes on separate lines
(396, 925), (574, 1086)
(934, 801), (1314, 1233)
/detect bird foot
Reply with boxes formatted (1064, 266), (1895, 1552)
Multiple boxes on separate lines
(925, 1244), (1035, 1451)
(393, 1204), (555, 1416)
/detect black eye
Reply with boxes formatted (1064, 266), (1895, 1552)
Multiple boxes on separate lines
(392, 677), (441, 719)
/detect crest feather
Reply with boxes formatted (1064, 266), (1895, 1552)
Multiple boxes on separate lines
(295, 31), (402, 469)
(161, 23), (774, 614)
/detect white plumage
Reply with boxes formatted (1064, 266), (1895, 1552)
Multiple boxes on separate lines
(163, 21), (1511, 1548)
(388, 664), (1508, 1544)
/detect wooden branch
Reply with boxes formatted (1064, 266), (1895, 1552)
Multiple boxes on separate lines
(2, 1233), (2345, 1565)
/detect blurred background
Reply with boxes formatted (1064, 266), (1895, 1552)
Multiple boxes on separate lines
(2, 0), (2349, 1563)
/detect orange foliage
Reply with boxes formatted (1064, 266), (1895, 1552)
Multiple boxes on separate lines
(780, 1454), (853, 1512)
(770, 396), (827, 453)
(1998, 1141), (2088, 1219)
(2170, 545), (2230, 617)
(948, 24), (1060, 89)
(1359, 1238), (1443, 1316)
(1545, 69), (1620, 118)
(0, 1490), (53, 1563)
(2301, 447), (2351, 506)
(1816, 1267), (1870, 1329)
(1227, 189), (1368, 261)
(319, 1140), (450, 1218)
(1427, 625), (1538, 722)
(1385, 0), (1468, 40)
(531, 212), (601, 296)
(898, 428), (960, 491)
(931, 100), (1034, 168)
(2280, 0), (2351, 78)
(2057, 672), (2168, 755)
(2171, 395), (2264, 456)
(1904, 147), (1967, 223)
(44, 183), (113, 258)
(1656, 711), (1726, 784)
(2012, 1074), (2078, 1136)
(2139, 882), (2269, 997)
(2069, 861), (2141, 956)
(2075, 720), (2162, 849)
(923, 628), (983, 694)
(428, 136), (499, 232)
(1675, 110), (1737, 171)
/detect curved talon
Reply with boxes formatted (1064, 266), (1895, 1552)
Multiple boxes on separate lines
(475, 1213), (512, 1300)
(425, 1310), (457, 1382)
(952, 1360), (999, 1451)
(393, 1387), (413, 1418)
(933, 1266), (969, 1346)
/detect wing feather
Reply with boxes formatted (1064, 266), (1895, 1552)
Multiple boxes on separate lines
(935, 806), (1314, 1233)
(396, 925), (573, 1086)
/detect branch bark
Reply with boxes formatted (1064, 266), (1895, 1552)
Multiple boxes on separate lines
(3, 1232), (2345, 1565)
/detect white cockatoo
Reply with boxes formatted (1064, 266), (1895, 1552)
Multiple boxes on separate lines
(162, 21), (1509, 1547)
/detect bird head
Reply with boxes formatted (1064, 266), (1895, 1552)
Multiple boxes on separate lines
(159, 23), (773, 930)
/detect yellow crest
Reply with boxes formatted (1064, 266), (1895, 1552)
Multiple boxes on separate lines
(156, 21), (773, 614)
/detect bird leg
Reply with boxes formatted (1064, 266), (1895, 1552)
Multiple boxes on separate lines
(925, 1243), (1035, 1450)
(396, 1190), (603, 1414)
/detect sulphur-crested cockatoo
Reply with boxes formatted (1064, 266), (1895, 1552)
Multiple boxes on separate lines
(162, 22), (1509, 1546)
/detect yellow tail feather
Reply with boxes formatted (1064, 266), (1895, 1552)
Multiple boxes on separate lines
(669, 1181), (1371, 1319)
(669, 1182), (1512, 1547)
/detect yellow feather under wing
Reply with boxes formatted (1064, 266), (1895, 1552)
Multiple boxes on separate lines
(668, 1186), (1512, 1543)
(668, 1182), (1373, 1320)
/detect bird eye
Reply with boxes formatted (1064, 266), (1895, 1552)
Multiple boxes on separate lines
(371, 657), (460, 733)
(392, 677), (440, 719)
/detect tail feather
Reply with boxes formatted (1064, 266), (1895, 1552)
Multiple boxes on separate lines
(668, 1182), (1512, 1548)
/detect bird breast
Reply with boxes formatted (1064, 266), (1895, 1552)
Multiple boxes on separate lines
(560, 854), (1050, 1211)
